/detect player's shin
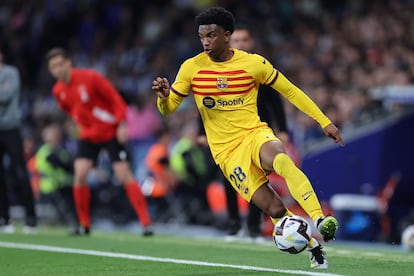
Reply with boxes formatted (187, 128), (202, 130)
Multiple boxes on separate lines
(124, 181), (152, 226)
(308, 237), (319, 249)
(270, 209), (293, 229)
(73, 185), (91, 228)
(273, 153), (323, 221)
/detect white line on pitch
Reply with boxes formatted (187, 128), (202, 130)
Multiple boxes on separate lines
(0, 242), (343, 276)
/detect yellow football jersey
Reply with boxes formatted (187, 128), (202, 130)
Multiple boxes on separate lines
(157, 49), (330, 163)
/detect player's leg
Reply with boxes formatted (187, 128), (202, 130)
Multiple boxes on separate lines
(71, 140), (97, 235)
(232, 130), (330, 269)
(251, 184), (328, 268)
(259, 139), (338, 241)
(113, 160), (153, 235)
(108, 139), (153, 236)
(307, 238), (328, 269)
(72, 157), (93, 234)
(220, 130), (293, 226)
(244, 157), (328, 268)
(0, 145), (14, 233)
(250, 183), (291, 223)
(3, 129), (37, 232)
(220, 131), (327, 266)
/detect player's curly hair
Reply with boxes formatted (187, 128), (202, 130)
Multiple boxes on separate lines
(195, 7), (235, 34)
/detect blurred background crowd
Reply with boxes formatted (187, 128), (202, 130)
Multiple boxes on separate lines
(2, 0), (414, 147)
(1, 0), (414, 242)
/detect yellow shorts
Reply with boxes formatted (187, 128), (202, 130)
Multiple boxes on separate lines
(218, 126), (281, 202)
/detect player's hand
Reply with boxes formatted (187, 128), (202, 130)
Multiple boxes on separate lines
(152, 77), (170, 98)
(323, 123), (345, 147)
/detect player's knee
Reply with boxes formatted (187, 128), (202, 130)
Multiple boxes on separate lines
(260, 141), (286, 171)
(259, 200), (286, 218)
(74, 171), (88, 184)
(115, 168), (134, 184)
(268, 203), (287, 219)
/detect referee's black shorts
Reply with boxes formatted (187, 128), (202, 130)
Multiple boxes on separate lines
(76, 138), (130, 163)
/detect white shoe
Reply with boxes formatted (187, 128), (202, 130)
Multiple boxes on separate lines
(23, 225), (37, 234)
(224, 228), (244, 242)
(250, 235), (266, 243)
(307, 242), (328, 269)
(0, 224), (16, 234)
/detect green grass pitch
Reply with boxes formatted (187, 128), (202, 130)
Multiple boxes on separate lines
(0, 226), (413, 275)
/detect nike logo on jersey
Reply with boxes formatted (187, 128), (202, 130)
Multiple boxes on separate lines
(262, 59), (266, 64)
(302, 191), (313, 201)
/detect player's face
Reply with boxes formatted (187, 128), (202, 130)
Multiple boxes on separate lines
(198, 24), (231, 61)
(48, 55), (71, 82)
(230, 29), (254, 52)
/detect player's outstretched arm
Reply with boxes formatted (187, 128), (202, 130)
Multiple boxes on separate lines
(322, 123), (345, 147)
(270, 71), (345, 147)
(152, 77), (170, 98)
(152, 76), (185, 115)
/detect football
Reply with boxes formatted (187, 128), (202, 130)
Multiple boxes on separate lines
(401, 225), (414, 251)
(273, 215), (312, 254)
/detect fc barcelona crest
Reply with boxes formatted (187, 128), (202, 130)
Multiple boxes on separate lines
(216, 77), (228, 89)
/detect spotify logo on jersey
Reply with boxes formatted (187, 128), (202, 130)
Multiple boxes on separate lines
(203, 97), (215, 108)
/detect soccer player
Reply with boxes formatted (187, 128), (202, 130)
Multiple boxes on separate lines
(46, 48), (153, 236)
(222, 25), (291, 239)
(152, 7), (344, 268)
(0, 48), (37, 234)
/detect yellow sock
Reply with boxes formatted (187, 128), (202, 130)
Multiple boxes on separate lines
(270, 209), (293, 237)
(273, 153), (323, 221)
(270, 209), (293, 225)
(308, 237), (319, 249)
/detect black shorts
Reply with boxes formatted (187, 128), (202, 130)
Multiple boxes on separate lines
(76, 138), (130, 163)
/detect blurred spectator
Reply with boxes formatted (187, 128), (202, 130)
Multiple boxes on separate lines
(1, 1), (412, 150)
(170, 121), (207, 187)
(170, 121), (212, 225)
(143, 123), (177, 198)
(142, 123), (179, 222)
(126, 92), (161, 182)
(0, 48), (37, 234)
(34, 123), (76, 225)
